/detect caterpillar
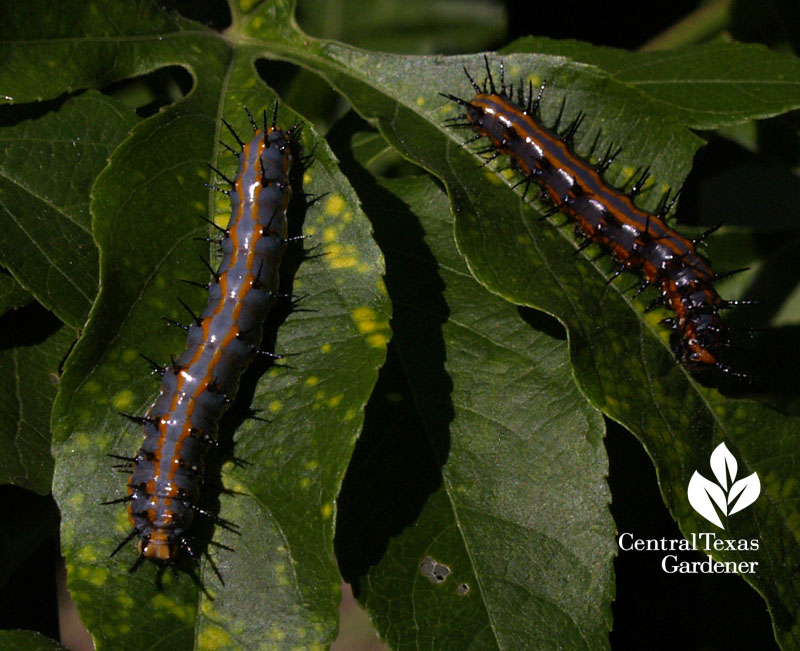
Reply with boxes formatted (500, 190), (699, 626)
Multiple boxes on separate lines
(442, 57), (748, 377)
(105, 105), (298, 572)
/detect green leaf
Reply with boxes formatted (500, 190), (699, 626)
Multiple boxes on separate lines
(0, 3), (204, 103)
(0, 2), (386, 648)
(0, 92), (139, 327)
(296, 0), (506, 54)
(0, 91), (134, 496)
(0, 270), (31, 313)
(506, 38), (800, 128)
(0, 305), (74, 493)
(0, 630), (66, 651)
(51, 71), (385, 651)
(2, 0), (798, 647)
(331, 116), (614, 647)
(279, 45), (800, 647)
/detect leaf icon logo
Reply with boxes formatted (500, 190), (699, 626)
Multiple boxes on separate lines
(687, 443), (760, 529)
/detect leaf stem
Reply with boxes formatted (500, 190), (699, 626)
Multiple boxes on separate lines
(639, 0), (732, 51)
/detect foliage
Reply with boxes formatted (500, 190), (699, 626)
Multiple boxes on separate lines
(0, 0), (798, 648)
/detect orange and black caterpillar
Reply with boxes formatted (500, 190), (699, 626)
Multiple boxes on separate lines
(442, 57), (750, 377)
(105, 105), (298, 572)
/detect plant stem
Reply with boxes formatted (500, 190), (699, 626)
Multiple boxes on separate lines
(639, 0), (732, 51)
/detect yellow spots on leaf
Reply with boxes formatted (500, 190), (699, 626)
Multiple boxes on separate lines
(121, 348), (138, 364)
(344, 408), (357, 421)
(200, 598), (218, 618)
(214, 213), (229, 229)
(714, 405), (726, 418)
(76, 545), (99, 564)
(274, 562), (290, 587)
(516, 234), (532, 246)
(269, 399), (282, 413)
(484, 169), (503, 185)
(327, 394), (343, 408)
(440, 103), (457, 120)
(213, 190), (229, 211)
(325, 194), (346, 216)
(224, 477), (247, 496)
(501, 167), (515, 180)
(351, 307), (382, 334)
(321, 503), (333, 519)
(305, 225), (317, 237)
(526, 73), (542, 88)
(251, 16), (264, 29)
(152, 593), (194, 624)
(199, 623), (234, 650)
(113, 507), (130, 531)
(74, 563), (108, 587)
(330, 255), (358, 270)
(366, 333), (388, 348)
(299, 477), (311, 489)
(117, 592), (135, 609)
(324, 242), (359, 269)
(268, 368), (280, 378)
(303, 171), (312, 185)
(83, 379), (101, 395)
(72, 431), (92, 451)
(68, 492), (85, 512)
(151, 296), (168, 313)
(416, 96), (426, 107)
(620, 165), (636, 184)
(112, 389), (135, 411)
(269, 626), (287, 643)
(305, 460), (319, 471)
(320, 343), (332, 353)
(643, 308), (669, 336)
(323, 227), (337, 243)
(305, 376), (319, 387)
(351, 307), (390, 349)
(315, 389), (325, 401)
(239, 0), (258, 12)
